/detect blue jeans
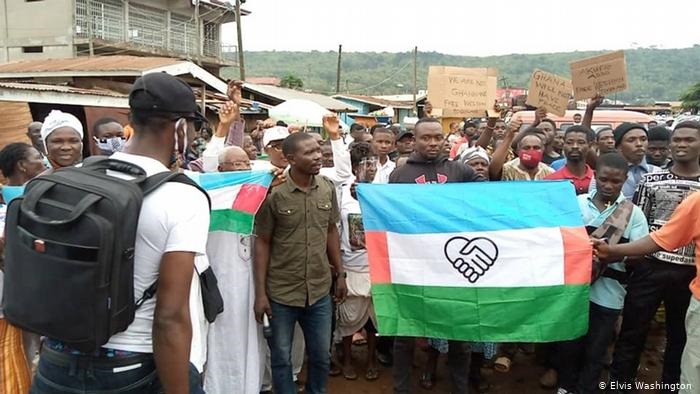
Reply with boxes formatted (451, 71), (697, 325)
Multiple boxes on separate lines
(269, 295), (332, 394)
(558, 302), (621, 394)
(30, 349), (204, 393)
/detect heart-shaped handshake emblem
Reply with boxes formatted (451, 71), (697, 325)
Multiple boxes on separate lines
(444, 236), (499, 283)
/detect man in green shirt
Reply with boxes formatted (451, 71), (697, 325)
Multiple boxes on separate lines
(254, 132), (347, 394)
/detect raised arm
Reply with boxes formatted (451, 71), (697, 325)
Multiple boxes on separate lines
(488, 118), (522, 180)
(583, 95), (604, 129)
(322, 114), (352, 183)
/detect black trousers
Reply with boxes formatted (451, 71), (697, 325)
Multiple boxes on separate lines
(559, 302), (621, 394)
(609, 259), (695, 393)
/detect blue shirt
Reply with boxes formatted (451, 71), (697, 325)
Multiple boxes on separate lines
(1, 185), (25, 204)
(550, 157), (567, 170)
(588, 157), (660, 200)
(577, 191), (649, 310)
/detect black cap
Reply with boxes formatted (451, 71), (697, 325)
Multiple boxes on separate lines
(129, 72), (206, 121)
(397, 129), (414, 140)
(613, 122), (647, 147)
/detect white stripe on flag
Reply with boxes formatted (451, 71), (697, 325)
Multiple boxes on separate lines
(207, 185), (242, 210)
(387, 228), (565, 288)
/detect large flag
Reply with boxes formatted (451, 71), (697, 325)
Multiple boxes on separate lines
(188, 170), (273, 235)
(189, 170), (272, 393)
(356, 180), (591, 342)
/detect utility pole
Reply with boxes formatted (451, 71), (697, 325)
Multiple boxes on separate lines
(235, 0), (245, 80)
(335, 44), (342, 94)
(87, 0), (94, 55)
(413, 46), (418, 115)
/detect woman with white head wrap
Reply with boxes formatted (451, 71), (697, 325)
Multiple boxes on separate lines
(459, 146), (490, 180)
(40, 110), (84, 170)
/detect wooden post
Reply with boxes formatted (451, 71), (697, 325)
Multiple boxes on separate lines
(413, 46), (418, 116)
(87, 0), (94, 55)
(235, 0), (245, 80)
(335, 44), (342, 94)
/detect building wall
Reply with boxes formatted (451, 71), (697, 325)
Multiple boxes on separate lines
(1, 0), (74, 63)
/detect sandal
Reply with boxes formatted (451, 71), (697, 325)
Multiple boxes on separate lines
(342, 364), (358, 380)
(419, 371), (436, 390)
(493, 356), (511, 373)
(365, 367), (380, 381)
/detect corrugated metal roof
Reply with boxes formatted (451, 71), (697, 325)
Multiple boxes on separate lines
(244, 83), (358, 112)
(0, 82), (127, 97)
(332, 93), (415, 109)
(0, 56), (184, 75)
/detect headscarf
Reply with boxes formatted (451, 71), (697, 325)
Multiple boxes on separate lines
(40, 110), (84, 154)
(460, 146), (490, 165)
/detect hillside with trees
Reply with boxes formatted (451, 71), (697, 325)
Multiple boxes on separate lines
(222, 45), (700, 103)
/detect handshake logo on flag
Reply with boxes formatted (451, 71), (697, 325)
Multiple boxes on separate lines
(444, 236), (499, 283)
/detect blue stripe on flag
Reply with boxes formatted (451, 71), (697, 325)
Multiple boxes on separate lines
(356, 180), (583, 233)
(187, 170), (273, 190)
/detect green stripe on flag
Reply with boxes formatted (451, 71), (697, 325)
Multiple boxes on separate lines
(210, 209), (255, 234)
(372, 283), (589, 342)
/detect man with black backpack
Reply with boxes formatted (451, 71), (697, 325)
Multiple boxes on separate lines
(6, 73), (211, 394)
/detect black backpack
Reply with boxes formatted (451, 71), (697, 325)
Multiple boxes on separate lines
(2, 157), (211, 352)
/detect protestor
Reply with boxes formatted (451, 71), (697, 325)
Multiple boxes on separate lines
(26, 122), (44, 155)
(646, 126), (672, 168)
(593, 191), (700, 394)
(28, 72), (210, 393)
(40, 110), (84, 172)
(217, 145), (251, 172)
(489, 121), (554, 181)
(370, 127), (396, 184)
(573, 113), (582, 125)
(254, 132), (348, 394)
(607, 121), (700, 393)
(0, 143), (46, 203)
(596, 127), (616, 154)
(557, 153), (649, 394)
(251, 119), (266, 151)
(204, 145), (267, 394)
(243, 134), (259, 160)
(388, 117), (483, 394)
(589, 123), (661, 199)
(539, 118), (563, 165)
(460, 146), (490, 179)
(396, 130), (415, 158)
(545, 126), (596, 194)
(551, 96), (607, 171)
(347, 123), (371, 145)
(321, 140), (334, 168)
(336, 142), (380, 382)
(92, 117), (126, 156)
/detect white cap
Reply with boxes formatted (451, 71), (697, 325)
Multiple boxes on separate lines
(262, 126), (290, 148)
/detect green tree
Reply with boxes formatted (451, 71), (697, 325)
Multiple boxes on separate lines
(280, 74), (304, 89)
(680, 82), (700, 114)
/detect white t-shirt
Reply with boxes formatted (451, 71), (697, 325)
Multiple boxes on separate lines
(340, 185), (369, 269)
(104, 152), (210, 353)
(372, 158), (396, 184)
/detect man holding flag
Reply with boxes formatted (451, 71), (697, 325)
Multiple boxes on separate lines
(388, 117), (484, 394)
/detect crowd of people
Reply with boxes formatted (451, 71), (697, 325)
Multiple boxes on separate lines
(0, 73), (698, 394)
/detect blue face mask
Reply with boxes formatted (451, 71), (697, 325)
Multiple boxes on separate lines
(94, 137), (126, 155)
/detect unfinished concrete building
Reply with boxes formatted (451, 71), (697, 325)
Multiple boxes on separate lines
(0, 0), (245, 75)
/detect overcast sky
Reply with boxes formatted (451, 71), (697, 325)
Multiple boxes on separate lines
(222, 0), (699, 56)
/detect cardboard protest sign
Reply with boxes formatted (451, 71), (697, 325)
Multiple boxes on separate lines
(525, 69), (572, 117)
(570, 51), (627, 100)
(427, 66), (498, 117)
